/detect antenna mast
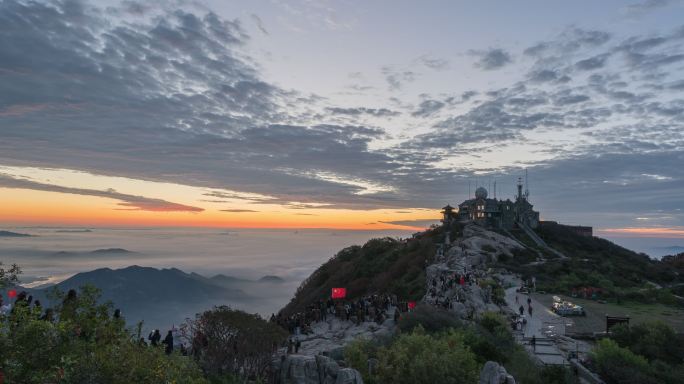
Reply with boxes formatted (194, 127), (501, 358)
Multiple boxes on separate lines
(493, 180), (497, 199)
(525, 169), (529, 200)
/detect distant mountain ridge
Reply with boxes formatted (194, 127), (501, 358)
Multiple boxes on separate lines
(0, 230), (33, 237)
(259, 275), (285, 283)
(90, 248), (134, 254)
(50, 248), (136, 257)
(24, 266), (286, 332)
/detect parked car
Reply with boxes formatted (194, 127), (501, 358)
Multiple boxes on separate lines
(555, 303), (586, 316)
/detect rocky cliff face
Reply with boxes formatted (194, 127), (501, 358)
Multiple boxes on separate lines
(425, 223), (522, 319)
(274, 222), (526, 384)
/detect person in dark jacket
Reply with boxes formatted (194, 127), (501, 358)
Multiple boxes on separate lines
(148, 329), (161, 346)
(61, 289), (78, 321)
(162, 330), (174, 355)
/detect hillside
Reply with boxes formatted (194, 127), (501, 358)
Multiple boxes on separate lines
(493, 222), (682, 302)
(281, 229), (440, 315)
(283, 221), (683, 317)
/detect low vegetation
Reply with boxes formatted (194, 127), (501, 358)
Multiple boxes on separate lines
(346, 306), (573, 384)
(586, 321), (684, 384)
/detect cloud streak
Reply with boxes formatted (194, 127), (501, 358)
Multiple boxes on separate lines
(0, 174), (203, 212)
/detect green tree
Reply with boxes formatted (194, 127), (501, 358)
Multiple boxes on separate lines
(0, 261), (21, 290)
(181, 306), (287, 382)
(0, 284), (207, 384)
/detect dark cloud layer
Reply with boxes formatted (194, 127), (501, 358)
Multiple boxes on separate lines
(326, 107), (400, 117)
(0, 1), (683, 230)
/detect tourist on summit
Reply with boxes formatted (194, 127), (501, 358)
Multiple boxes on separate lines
(162, 330), (174, 355)
(295, 338), (301, 353)
(40, 308), (54, 322)
(531, 335), (536, 351)
(60, 289), (78, 321)
(149, 329), (161, 346)
(519, 305), (524, 315)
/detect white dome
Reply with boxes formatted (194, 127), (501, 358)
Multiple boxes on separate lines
(475, 187), (488, 199)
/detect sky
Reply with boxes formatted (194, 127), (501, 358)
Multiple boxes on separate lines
(0, 0), (683, 243)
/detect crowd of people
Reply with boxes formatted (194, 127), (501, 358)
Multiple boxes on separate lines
(143, 328), (183, 355)
(272, 293), (408, 338)
(0, 290), (49, 319)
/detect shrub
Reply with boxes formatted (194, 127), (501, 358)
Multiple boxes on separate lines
(610, 321), (684, 365)
(376, 327), (479, 384)
(344, 338), (381, 384)
(396, 304), (463, 334)
(591, 339), (656, 384)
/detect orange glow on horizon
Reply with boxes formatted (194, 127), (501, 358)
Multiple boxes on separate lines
(597, 227), (684, 239)
(0, 187), (436, 231)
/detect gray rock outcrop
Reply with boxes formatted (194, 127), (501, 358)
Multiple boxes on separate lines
(479, 361), (516, 384)
(276, 354), (364, 384)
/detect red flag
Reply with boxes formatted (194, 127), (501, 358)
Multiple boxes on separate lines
(7, 289), (17, 299)
(407, 301), (416, 310)
(331, 288), (346, 299)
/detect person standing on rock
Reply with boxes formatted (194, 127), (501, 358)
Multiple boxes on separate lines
(531, 335), (536, 351)
(295, 338), (301, 354)
(519, 305), (524, 315)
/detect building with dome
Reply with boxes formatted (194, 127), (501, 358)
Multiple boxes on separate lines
(451, 178), (540, 230)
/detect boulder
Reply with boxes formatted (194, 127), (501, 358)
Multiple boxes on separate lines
(276, 354), (363, 384)
(335, 368), (364, 384)
(479, 361), (516, 384)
